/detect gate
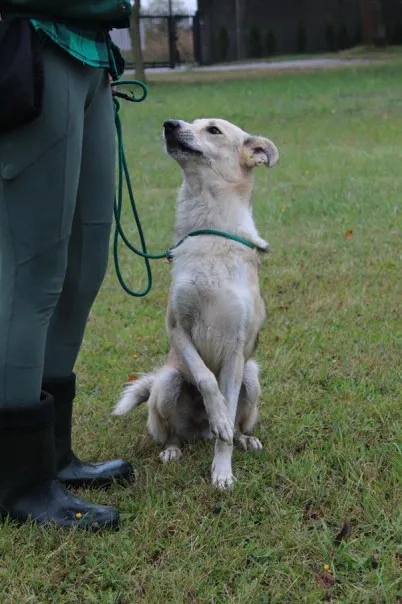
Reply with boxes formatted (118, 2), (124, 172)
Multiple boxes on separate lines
(111, 14), (202, 69)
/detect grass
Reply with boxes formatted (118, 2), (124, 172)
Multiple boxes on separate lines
(1, 62), (402, 603)
(338, 44), (402, 60)
(207, 45), (402, 65)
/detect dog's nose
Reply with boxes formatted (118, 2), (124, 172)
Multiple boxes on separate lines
(164, 119), (181, 133)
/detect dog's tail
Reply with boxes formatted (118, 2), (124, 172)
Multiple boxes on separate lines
(112, 372), (156, 415)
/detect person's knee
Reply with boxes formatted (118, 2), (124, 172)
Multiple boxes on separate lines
(64, 222), (112, 305)
(16, 239), (69, 319)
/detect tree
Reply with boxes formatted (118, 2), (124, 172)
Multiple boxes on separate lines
(130, 0), (146, 82)
(141, 0), (188, 15)
(360, 0), (387, 45)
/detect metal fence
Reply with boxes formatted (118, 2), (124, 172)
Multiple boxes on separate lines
(111, 14), (202, 69)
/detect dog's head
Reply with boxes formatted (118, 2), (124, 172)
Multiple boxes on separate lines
(163, 118), (278, 182)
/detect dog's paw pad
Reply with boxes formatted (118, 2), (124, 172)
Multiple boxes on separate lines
(238, 435), (263, 451)
(159, 446), (182, 463)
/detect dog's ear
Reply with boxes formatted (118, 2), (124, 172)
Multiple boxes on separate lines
(241, 136), (279, 169)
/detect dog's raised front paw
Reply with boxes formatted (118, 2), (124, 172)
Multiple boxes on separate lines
(159, 445), (182, 463)
(209, 409), (234, 443)
(257, 238), (270, 253)
(238, 435), (263, 451)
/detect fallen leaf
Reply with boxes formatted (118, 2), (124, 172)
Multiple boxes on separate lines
(127, 374), (138, 382)
(133, 354), (139, 359)
(315, 569), (337, 588)
(344, 229), (353, 240)
(294, 441), (308, 454)
(304, 502), (320, 521)
(334, 521), (354, 546)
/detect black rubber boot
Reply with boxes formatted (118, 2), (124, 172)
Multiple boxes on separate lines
(42, 374), (133, 488)
(0, 394), (120, 529)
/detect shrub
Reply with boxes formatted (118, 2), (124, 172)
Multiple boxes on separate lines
(248, 25), (262, 58)
(266, 29), (276, 55)
(217, 26), (229, 61)
(326, 22), (336, 51)
(297, 21), (307, 53)
(337, 23), (351, 50)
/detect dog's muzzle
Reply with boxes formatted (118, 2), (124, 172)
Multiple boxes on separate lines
(163, 120), (203, 157)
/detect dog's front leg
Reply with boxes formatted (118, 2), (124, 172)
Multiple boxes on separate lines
(170, 327), (233, 442)
(212, 353), (245, 489)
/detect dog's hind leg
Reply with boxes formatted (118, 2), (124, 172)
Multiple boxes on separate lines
(236, 432), (263, 451)
(235, 359), (263, 452)
(170, 326), (233, 443)
(159, 436), (183, 463)
(211, 351), (245, 489)
(147, 367), (184, 463)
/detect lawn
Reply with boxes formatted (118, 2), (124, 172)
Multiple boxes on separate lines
(1, 62), (401, 603)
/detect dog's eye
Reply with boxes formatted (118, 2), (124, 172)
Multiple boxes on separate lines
(207, 126), (222, 135)
(254, 147), (265, 154)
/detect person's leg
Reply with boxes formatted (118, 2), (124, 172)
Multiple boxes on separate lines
(0, 45), (84, 407)
(0, 44), (119, 528)
(42, 66), (133, 486)
(43, 68), (116, 378)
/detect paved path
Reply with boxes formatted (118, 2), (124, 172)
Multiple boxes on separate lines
(126, 57), (376, 76)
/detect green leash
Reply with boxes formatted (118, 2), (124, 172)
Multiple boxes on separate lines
(111, 81), (261, 298)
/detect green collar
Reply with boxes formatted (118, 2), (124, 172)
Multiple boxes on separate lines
(167, 229), (261, 261)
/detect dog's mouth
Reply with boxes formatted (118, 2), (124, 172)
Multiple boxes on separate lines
(165, 134), (203, 157)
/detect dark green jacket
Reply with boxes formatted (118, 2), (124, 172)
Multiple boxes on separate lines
(1, 0), (132, 28)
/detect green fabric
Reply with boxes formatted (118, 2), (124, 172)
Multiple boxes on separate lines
(1, 0), (131, 28)
(0, 44), (116, 407)
(30, 19), (125, 76)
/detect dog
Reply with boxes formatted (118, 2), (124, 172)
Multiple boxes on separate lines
(113, 118), (278, 489)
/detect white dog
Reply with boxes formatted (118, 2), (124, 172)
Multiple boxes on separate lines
(113, 118), (278, 488)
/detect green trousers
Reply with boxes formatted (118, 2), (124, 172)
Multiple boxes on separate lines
(0, 43), (116, 407)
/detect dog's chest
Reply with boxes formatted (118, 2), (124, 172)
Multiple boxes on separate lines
(172, 250), (264, 331)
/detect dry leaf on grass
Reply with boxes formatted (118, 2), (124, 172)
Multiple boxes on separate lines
(316, 569), (337, 588)
(304, 502), (321, 521)
(334, 521), (355, 546)
(344, 229), (353, 240)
